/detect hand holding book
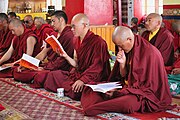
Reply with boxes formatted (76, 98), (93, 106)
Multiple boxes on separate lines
(45, 34), (65, 54)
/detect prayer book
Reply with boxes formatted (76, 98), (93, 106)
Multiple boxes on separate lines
(0, 66), (11, 71)
(85, 82), (122, 93)
(20, 54), (40, 70)
(45, 35), (65, 54)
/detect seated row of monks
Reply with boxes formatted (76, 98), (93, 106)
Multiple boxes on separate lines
(0, 10), (178, 116)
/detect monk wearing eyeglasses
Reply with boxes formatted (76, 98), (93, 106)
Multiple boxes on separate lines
(43, 13), (111, 100)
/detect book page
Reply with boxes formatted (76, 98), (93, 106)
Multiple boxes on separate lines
(20, 54), (40, 70)
(45, 35), (65, 54)
(86, 82), (122, 93)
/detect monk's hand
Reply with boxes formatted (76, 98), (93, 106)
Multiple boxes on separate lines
(17, 66), (26, 72)
(36, 67), (44, 71)
(116, 49), (126, 65)
(72, 80), (84, 93)
(171, 68), (180, 75)
(55, 48), (68, 58)
(105, 88), (117, 99)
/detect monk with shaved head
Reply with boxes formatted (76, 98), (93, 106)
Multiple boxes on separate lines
(43, 13), (111, 100)
(23, 15), (35, 30)
(0, 13), (14, 57)
(0, 18), (41, 77)
(142, 13), (174, 66)
(81, 26), (173, 116)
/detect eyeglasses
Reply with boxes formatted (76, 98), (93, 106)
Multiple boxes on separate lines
(24, 20), (29, 24)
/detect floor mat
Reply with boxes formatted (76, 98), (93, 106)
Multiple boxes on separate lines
(0, 78), (180, 120)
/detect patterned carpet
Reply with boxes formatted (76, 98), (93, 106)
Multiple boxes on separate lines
(0, 78), (180, 120)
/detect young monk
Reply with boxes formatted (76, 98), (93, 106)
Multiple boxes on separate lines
(43, 13), (111, 100)
(0, 13), (14, 57)
(81, 26), (173, 116)
(13, 10), (74, 87)
(0, 18), (40, 78)
(142, 13), (174, 66)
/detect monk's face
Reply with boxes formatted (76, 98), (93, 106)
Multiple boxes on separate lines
(9, 24), (22, 36)
(24, 17), (33, 28)
(145, 15), (160, 32)
(51, 16), (61, 32)
(34, 19), (42, 29)
(71, 20), (85, 37)
(113, 37), (133, 53)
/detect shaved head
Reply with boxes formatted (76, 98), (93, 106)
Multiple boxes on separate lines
(71, 13), (89, 26)
(9, 18), (24, 36)
(147, 13), (162, 23)
(145, 13), (162, 32)
(113, 26), (134, 43)
(112, 26), (134, 53)
(9, 18), (23, 27)
(71, 13), (90, 39)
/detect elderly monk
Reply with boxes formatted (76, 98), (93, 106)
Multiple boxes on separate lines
(13, 11), (74, 87)
(81, 26), (172, 116)
(23, 15), (35, 31)
(43, 13), (111, 100)
(0, 18), (40, 77)
(0, 13), (14, 57)
(142, 13), (174, 66)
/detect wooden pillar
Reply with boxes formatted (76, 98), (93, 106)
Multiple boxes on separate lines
(65, 0), (113, 25)
(0, 0), (8, 13)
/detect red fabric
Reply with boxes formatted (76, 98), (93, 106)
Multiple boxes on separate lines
(81, 35), (173, 116)
(0, 28), (14, 55)
(0, 104), (5, 111)
(45, 26), (74, 71)
(34, 24), (53, 47)
(8, 27), (40, 63)
(44, 30), (111, 100)
(13, 26), (74, 86)
(173, 32), (180, 52)
(142, 27), (174, 66)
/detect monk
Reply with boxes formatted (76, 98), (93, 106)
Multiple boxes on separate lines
(142, 13), (174, 66)
(43, 13), (111, 100)
(23, 15), (35, 31)
(81, 26), (172, 116)
(0, 13), (14, 57)
(0, 18), (40, 78)
(167, 20), (180, 74)
(13, 10), (74, 87)
(33, 17), (53, 48)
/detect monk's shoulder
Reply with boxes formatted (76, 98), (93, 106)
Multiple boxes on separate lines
(91, 34), (107, 45)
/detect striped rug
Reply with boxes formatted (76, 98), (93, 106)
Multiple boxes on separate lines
(0, 78), (179, 120)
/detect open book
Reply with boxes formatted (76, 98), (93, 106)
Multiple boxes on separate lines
(45, 35), (65, 54)
(85, 82), (122, 93)
(20, 54), (40, 70)
(0, 66), (11, 71)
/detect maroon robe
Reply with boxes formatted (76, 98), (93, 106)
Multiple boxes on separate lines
(0, 28), (14, 56)
(0, 104), (5, 111)
(13, 26), (74, 86)
(0, 27), (39, 78)
(81, 35), (172, 116)
(43, 30), (111, 100)
(34, 24), (53, 47)
(142, 27), (174, 66)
